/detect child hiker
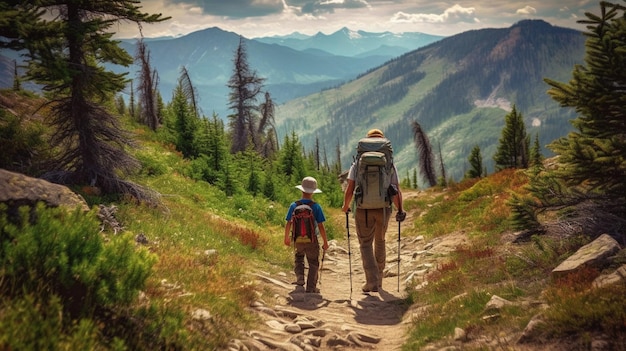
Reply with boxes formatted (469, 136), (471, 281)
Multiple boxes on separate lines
(284, 176), (329, 293)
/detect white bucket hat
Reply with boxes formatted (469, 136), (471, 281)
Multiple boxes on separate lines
(295, 176), (322, 194)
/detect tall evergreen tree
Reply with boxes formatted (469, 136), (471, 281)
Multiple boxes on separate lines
(2, 1), (168, 198)
(510, 1), (626, 238)
(247, 157), (261, 196)
(262, 165), (277, 201)
(193, 114), (228, 184)
(206, 113), (228, 175)
(494, 105), (530, 170)
(466, 145), (483, 179)
(170, 82), (199, 158)
(278, 131), (305, 182)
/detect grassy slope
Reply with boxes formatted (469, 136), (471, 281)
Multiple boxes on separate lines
(122, 128), (626, 349)
(3, 89), (624, 349)
(400, 171), (626, 350)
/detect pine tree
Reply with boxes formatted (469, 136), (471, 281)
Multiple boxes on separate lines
(170, 83), (199, 158)
(247, 161), (260, 196)
(278, 131), (305, 182)
(194, 114), (228, 184)
(494, 105), (530, 170)
(221, 164), (236, 197)
(2, 1), (168, 199)
(263, 166), (277, 201)
(545, 4), (626, 200)
(466, 145), (483, 179)
(206, 113), (228, 176)
(510, 1), (626, 238)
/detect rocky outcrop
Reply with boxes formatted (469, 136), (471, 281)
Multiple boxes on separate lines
(0, 168), (89, 212)
(552, 234), (621, 278)
(593, 264), (626, 288)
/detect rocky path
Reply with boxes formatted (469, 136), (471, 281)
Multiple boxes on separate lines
(227, 195), (469, 351)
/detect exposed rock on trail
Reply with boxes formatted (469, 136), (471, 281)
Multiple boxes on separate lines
(237, 238), (413, 351)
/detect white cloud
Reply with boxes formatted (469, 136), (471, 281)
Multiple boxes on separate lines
(516, 6), (537, 16)
(390, 4), (477, 24)
(113, 0), (597, 39)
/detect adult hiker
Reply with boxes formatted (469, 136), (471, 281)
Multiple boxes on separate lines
(342, 128), (406, 292)
(284, 176), (330, 293)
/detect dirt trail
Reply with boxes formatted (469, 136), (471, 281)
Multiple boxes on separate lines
(234, 189), (467, 351)
(249, 219), (412, 351)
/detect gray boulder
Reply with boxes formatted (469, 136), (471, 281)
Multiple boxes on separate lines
(552, 234), (621, 278)
(0, 168), (89, 212)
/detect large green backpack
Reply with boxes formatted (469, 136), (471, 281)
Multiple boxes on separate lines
(353, 137), (395, 209)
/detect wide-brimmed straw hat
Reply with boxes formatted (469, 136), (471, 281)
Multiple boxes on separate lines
(295, 176), (322, 194)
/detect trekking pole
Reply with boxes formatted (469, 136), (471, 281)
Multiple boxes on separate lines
(346, 211), (353, 299)
(397, 219), (401, 292)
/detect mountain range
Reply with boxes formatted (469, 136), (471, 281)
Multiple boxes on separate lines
(274, 20), (587, 182)
(1, 20), (588, 184)
(254, 27), (444, 58)
(1, 26), (441, 119)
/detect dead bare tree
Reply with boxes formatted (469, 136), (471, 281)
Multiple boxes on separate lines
(136, 39), (159, 130)
(179, 66), (200, 118)
(412, 121), (437, 187)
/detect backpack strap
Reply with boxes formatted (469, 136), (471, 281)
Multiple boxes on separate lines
(295, 200), (315, 208)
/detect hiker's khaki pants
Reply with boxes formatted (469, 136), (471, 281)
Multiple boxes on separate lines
(354, 207), (391, 288)
(294, 240), (320, 292)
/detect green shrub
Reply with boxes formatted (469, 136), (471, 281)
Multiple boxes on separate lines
(135, 151), (168, 176)
(0, 203), (155, 315)
(0, 294), (101, 351)
(0, 108), (49, 175)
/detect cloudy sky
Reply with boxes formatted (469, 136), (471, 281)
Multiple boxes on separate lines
(117, 0), (599, 39)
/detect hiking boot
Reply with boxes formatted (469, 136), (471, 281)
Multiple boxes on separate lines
(306, 287), (320, 293)
(362, 284), (378, 293)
